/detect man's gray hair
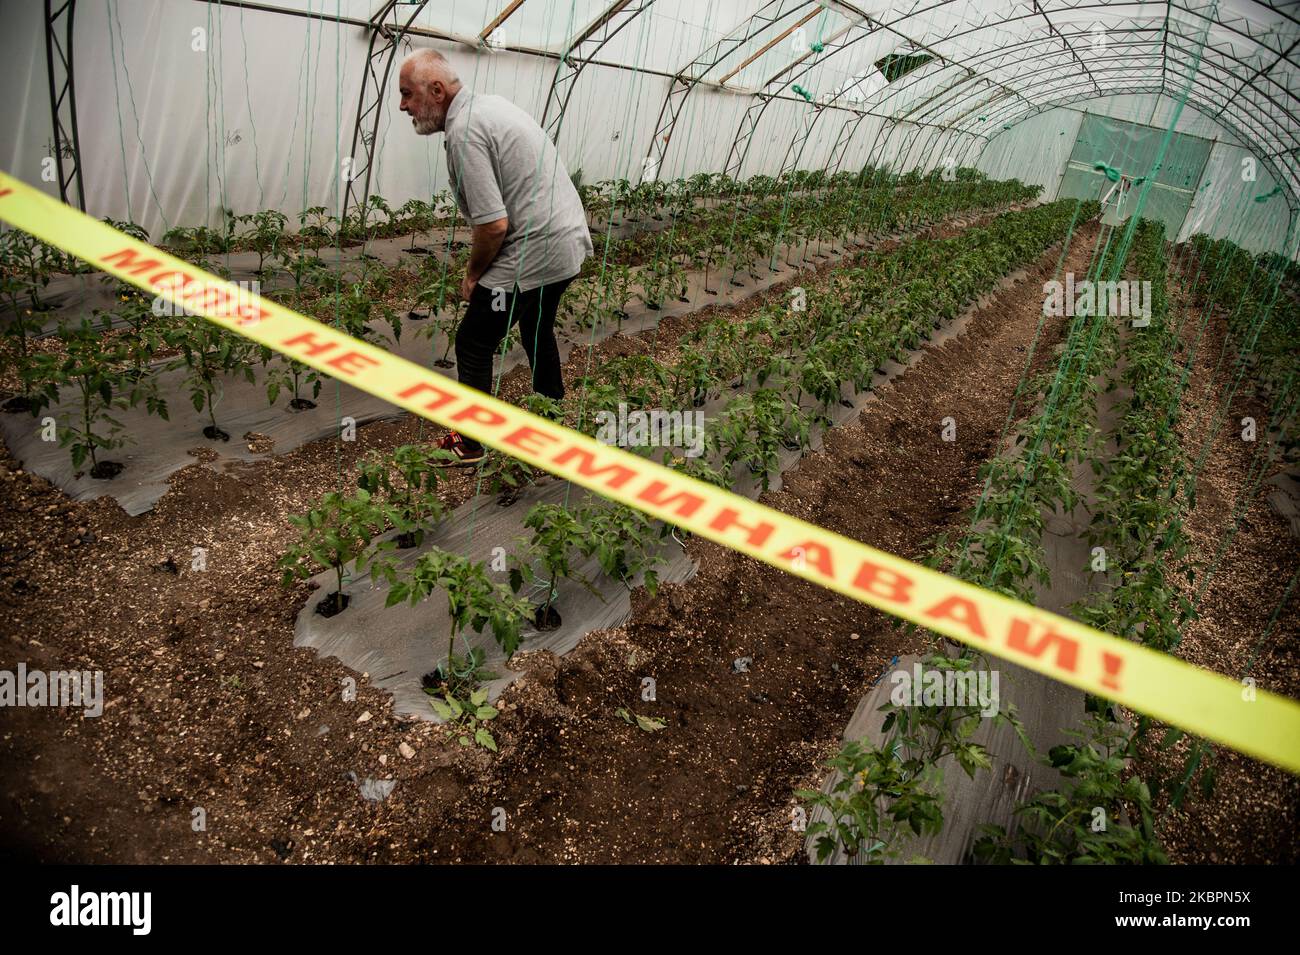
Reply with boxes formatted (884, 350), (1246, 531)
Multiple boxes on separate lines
(402, 48), (461, 87)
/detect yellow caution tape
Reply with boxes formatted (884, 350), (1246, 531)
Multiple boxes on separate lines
(3, 170), (1298, 774)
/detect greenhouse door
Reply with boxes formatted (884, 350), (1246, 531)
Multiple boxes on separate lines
(1054, 112), (1212, 238)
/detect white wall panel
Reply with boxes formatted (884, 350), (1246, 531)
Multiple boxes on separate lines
(1, 0), (1294, 256)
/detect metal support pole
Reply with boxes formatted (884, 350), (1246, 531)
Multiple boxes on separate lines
(341, 1), (429, 230)
(44, 0), (84, 210)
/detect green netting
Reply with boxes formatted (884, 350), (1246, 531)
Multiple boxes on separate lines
(1055, 113), (1212, 238)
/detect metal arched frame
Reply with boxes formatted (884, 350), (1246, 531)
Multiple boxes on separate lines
(868, 24), (1300, 161)
(121, 0), (1300, 236)
(845, 1), (1300, 166)
(761, 4), (1062, 180)
(1213, 33), (1300, 123)
(777, 103), (829, 178)
(715, 11), (1017, 182)
(857, 21), (1300, 202)
(720, 18), (877, 179)
(953, 69), (1300, 193)
(867, 120), (907, 172)
(818, 65), (996, 176)
(962, 63), (1280, 144)
(636, 0), (1031, 186)
(868, 1), (1300, 115)
(929, 30), (1300, 156)
(44, 0), (84, 211)
(975, 81), (1293, 191)
(891, 71), (998, 124)
(981, 82), (1300, 205)
(540, 0), (654, 142)
(821, 111), (869, 177)
(306, 0), (1300, 218)
(642, 0), (815, 181)
(979, 84), (1299, 168)
(341, 0), (430, 228)
(774, 7), (1012, 179)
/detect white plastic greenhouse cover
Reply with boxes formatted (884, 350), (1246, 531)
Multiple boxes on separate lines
(2, 1), (1298, 254)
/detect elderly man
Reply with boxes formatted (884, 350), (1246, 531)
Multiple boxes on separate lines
(398, 48), (593, 465)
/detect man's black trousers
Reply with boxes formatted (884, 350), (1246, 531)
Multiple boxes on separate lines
(453, 275), (574, 451)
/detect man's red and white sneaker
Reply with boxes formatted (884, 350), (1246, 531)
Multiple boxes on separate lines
(432, 431), (485, 467)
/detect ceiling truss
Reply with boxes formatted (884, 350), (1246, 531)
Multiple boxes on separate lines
(45, 1), (1300, 215)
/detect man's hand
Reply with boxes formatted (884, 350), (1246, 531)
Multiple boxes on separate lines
(462, 217), (508, 304)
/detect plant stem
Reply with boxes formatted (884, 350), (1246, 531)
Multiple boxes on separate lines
(447, 625), (456, 682)
(83, 383), (97, 468)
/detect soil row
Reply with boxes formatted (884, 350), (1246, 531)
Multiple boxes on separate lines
(1135, 255), (1300, 864)
(392, 222), (1105, 863)
(0, 201), (1025, 862)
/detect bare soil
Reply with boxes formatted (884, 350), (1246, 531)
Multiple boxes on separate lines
(17, 219), (1291, 865)
(1132, 257), (1300, 864)
(0, 216), (1090, 863)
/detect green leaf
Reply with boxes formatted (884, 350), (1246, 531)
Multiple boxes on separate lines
(635, 714), (667, 733)
(384, 582), (410, 607)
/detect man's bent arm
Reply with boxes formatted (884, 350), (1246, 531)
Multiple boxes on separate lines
(466, 217), (509, 286)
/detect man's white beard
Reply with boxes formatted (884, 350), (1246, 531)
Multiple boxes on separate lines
(413, 112), (441, 135)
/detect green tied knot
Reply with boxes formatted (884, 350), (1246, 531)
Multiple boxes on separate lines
(1093, 161), (1121, 182)
(811, 42), (824, 53)
(791, 84), (813, 103)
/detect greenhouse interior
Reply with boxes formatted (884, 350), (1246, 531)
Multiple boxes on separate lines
(0, 0), (1298, 881)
